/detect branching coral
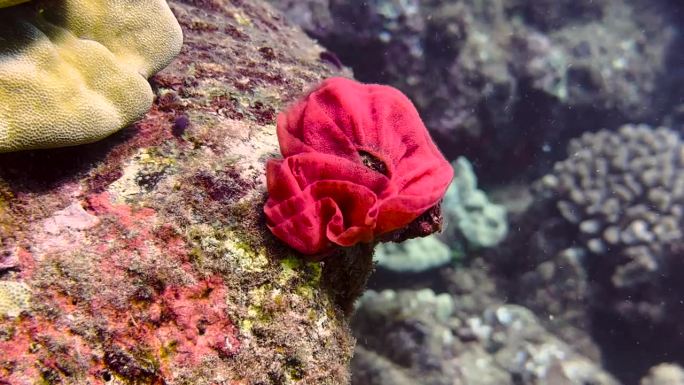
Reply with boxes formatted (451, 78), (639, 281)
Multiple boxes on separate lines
(0, 0), (183, 152)
(264, 77), (453, 256)
(538, 124), (684, 288)
(536, 124), (684, 325)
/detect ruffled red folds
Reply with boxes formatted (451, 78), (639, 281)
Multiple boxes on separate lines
(264, 77), (453, 256)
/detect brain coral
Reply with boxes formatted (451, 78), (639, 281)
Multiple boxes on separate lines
(0, 0), (183, 152)
(264, 77), (453, 256)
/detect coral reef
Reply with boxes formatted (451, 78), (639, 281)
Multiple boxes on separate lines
(512, 246), (598, 361)
(471, 305), (619, 385)
(539, 125), (684, 323)
(439, 259), (502, 323)
(489, 124), (684, 383)
(640, 364), (684, 385)
(0, 0), (183, 152)
(351, 288), (619, 385)
(371, 155), (505, 277)
(351, 289), (461, 385)
(371, 155), (504, 274)
(264, 0), (684, 383)
(506, 0), (606, 31)
(0, 0), (358, 383)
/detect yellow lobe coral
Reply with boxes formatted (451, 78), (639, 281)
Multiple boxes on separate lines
(0, 0), (183, 152)
(0, 280), (31, 318)
(0, 0), (30, 8)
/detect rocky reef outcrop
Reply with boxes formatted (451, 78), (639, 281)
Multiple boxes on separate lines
(0, 1), (358, 384)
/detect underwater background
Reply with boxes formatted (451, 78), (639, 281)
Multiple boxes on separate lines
(267, 0), (684, 384)
(0, 0), (682, 384)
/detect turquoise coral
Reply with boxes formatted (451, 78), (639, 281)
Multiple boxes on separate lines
(443, 157), (508, 248)
(374, 235), (453, 273)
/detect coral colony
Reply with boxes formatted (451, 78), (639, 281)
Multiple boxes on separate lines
(264, 77), (453, 256)
(0, 0), (182, 152)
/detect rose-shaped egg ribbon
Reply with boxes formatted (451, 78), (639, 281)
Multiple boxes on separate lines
(265, 77), (453, 256)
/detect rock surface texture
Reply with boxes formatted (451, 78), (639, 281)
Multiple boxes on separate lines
(0, 1), (357, 384)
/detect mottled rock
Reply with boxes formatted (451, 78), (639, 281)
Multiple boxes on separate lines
(0, 0), (356, 384)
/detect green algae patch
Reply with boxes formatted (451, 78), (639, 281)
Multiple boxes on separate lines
(230, 239), (269, 273)
(277, 257), (322, 301)
(239, 258), (327, 337)
(186, 225), (269, 275)
(281, 256), (322, 280)
(240, 284), (273, 333)
(277, 258), (299, 287)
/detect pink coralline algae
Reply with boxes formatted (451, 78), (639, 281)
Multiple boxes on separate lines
(82, 194), (240, 368)
(0, 315), (100, 384)
(151, 277), (241, 363)
(0, 193), (240, 384)
(264, 77), (453, 256)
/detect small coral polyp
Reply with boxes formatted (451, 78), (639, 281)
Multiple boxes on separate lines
(265, 77), (453, 256)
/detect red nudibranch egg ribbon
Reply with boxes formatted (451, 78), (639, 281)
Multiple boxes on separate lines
(264, 77), (454, 256)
